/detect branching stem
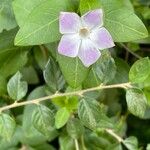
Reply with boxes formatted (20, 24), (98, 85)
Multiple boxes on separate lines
(0, 82), (131, 112)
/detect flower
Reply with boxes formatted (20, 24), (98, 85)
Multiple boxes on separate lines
(58, 9), (115, 67)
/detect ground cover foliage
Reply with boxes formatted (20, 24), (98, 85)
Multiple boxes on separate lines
(0, 0), (150, 149)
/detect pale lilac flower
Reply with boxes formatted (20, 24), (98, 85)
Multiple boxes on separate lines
(58, 9), (115, 67)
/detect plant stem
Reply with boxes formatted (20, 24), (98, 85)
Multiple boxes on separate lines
(105, 129), (123, 143)
(120, 43), (142, 59)
(0, 82), (131, 112)
(81, 135), (87, 150)
(75, 139), (80, 150)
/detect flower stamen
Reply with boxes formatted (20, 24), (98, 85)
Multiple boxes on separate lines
(79, 28), (90, 38)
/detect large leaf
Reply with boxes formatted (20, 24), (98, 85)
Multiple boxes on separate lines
(104, 7), (148, 42)
(32, 104), (55, 136)
(129, 57), (150, 83)
(0, 0), (17, 32)
(0, 29), (29, 78)
(0, 113), (16, 140)
(79, 0), (101, 15)
(14, 0), (73, 45)
(57, 55), (89, 88)
(7, 71), (28, 101)
(79, 0), (148, 42)
(126, 88), (147, 118)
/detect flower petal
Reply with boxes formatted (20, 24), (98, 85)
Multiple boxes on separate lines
(59, 12), (81, 34)
(81, 9), (103, 29)
(90, 27), (115, 50)
(58, 34), (81, 57)
(78, 39), (101, 67)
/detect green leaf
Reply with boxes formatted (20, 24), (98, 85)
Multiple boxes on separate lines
(21, 66), (39, 84)
(78, 97), (103, 130)
(59, 133), (75, 150)
(0, 0), (17, 32)
(123, 136), (138, 150)
(7, 71), (28, 101)
(14, 0), (73, 45)
(129, 57), (150, 83)
(33, 46), (48, 70)
(57, 55), (89, 88)
(0, 113), (16, 140)
(32, 104), (55, 136)
(43, 58), (65, 92)
(0, 75), (7, 95)
(111, 58), (130, 84)
(83, 68), (102, 88)
(93, 51), (116, 84)
(0, 29), (29, 78)
(23, 86), (58, 145)
(52, 96), (78, 111)
(79, 0), (101, 15)
(126, 88), (147, 118)
(104, 7), (148, 42)
(67, 118), (84, 139)
(55, 107), (70, 129)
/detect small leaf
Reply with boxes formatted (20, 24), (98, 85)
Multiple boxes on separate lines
(32, 104), (55, 136)
(129, 57), (150, 83)
(67, 118), (84, 139)
(126, 88), (147, 118)
(57, 55), (89, 88)
(123, 136), (138, 150)
(43, 58), (65, 92)
(52, 96), (78, 111)
(55, 107), (70, 129)
(7, 71), (28, 101)
(0, 113), (16, 140)
(93, 51), (116, 84)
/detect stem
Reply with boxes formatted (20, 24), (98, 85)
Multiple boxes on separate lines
(74, 139), (80, 150)
(0, 82), (131, 112)
(81, 136), (87, 150)
(120, 43), (142, 59)
(105, 129), (123, 143)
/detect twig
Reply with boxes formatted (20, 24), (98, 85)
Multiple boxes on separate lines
(75, 139), (80, 150)
(105, 129), (123, 143)
(120, 43), (142, 59)
(0, 82), (131, 112)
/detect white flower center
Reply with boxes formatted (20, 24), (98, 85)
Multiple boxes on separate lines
(79, 28), (90, 38)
